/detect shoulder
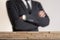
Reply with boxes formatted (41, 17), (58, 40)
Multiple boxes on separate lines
(32, 1), (41, 4)
(6, 0), (13, 5)
(6, 0), (17, 4)
(32, 1), (42, 6)
(6, 0), (17, 6)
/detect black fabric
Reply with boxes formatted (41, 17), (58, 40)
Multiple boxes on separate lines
(25, 0), (31, 14)
(6, 0), (50, 31)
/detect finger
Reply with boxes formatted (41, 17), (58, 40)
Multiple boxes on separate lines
(38, 11), (46, 17)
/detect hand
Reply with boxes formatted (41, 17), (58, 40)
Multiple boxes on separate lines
(38, 10), (46, 18)
(19, 15), (26, 20)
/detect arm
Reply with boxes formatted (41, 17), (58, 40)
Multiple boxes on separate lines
(6, 1), (37, 31)
(37, 2), (50, 27)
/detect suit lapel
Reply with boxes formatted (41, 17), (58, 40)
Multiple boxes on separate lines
(16, 0), (35, 14)
(20, 0), (27, 10)
(19, 0), (35, 13)
(17, 0), (28, 13)
(31, 1), (35, 12)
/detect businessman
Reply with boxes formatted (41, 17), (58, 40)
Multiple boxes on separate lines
(6, 0), (50, 31)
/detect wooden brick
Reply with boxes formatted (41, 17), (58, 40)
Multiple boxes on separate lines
(0, 32), (60, 40)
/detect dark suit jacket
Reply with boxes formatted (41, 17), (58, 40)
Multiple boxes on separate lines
(6, 0), (50, 31)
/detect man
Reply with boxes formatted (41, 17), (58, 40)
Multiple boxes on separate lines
(6, 0), (50, 31)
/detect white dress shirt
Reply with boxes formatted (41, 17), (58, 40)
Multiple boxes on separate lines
(22, 0), (32, 9)
(21, 0), (32, 20)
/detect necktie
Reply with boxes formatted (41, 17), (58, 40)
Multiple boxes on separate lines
(25, 0), (31, 14)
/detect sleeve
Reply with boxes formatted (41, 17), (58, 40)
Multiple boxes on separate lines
(6, 1), (37, 31)
(36, 2), (50, 27)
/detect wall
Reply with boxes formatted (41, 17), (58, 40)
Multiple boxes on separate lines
(0, 0), (12, 32)
(0, 0), (60, 32)
(36, 0), (60, 31)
